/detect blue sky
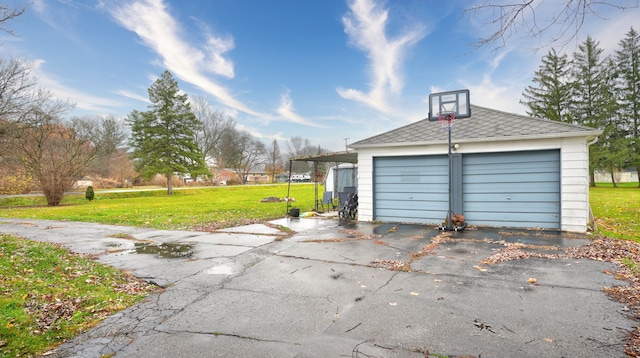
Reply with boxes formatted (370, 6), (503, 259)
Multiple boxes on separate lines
(3, 0), (640, 151)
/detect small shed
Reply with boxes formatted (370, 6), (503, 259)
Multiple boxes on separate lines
(350, 105), (602, 233)
(324, 163), (358, 196)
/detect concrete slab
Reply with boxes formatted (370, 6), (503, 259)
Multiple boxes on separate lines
(181, 232), (276, 247)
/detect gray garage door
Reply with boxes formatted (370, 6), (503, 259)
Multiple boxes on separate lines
(462, 150), (560, 229)
(373, 155), (448, 224)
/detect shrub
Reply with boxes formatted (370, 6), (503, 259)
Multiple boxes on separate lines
(85, 186), (95, 201)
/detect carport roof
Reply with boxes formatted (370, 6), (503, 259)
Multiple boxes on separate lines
(290, 151), (357, 163)
(350, 105), (603, 148)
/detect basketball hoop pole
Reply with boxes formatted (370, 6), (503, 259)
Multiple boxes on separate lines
(446, 117), (453, 231)
(437, 112), (455, 231)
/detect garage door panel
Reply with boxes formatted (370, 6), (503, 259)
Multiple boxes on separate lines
(465, 201), (560, 213)
(464, 151), (557, 164)
(375, 176), (449, 185)
(376, 192), (448, 201)
(464, 172), (560, 184)
(464, 192), (560, 202)
(463, 215), (560, 229)
(374, 210), (444, 224)
(464, 166), (557, 176)
(464, 182), (558, 193)
(380, 200), (447, 212)
(374, 155), (448, 224)
(463, 150), (560, 229)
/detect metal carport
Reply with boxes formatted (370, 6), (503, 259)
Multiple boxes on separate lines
(286, 151), (357, 214)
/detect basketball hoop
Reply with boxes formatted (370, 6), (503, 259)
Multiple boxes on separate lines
(438, 111), (456, 131)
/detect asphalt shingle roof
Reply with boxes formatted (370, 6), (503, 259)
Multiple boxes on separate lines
(351, 105), (602, 147)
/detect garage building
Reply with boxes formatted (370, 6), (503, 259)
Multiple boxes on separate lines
(350, 105), (602, 233)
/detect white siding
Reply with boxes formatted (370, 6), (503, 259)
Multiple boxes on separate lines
(560, 137), (591, 232)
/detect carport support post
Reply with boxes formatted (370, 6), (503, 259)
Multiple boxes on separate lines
(286, 159), (292, 214)
(314, 161), (319, 212)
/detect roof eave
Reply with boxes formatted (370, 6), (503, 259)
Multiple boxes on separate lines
(350, 130), (603, 149)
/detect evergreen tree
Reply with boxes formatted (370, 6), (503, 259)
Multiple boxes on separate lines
(570, 36), (616, 186)
(521, 49), (573, 122)
(128, 70), (208, 195)
(615, 27), (640, 186)
(570, 36), (610, 128)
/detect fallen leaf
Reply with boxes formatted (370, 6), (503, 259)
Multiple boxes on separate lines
(528, 277), (537, 283)
(544, 337), (554, 342)
(473, 265), (487, 272)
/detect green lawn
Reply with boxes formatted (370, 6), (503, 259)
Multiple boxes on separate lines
(0, 235), (156, 357)
(0, 183), (317, 231)
(590, 184), (640, 242)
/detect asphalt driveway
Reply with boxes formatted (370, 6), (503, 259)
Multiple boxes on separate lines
(0, 217), (634, 357)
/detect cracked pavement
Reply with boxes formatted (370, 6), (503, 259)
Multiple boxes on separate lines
(0, 217), (635, 357)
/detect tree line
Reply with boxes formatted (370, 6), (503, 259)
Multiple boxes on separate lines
(521, 27), (640, 187)
(0, 64), (328, 203)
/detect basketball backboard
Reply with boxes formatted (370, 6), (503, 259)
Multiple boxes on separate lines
(428, 89), (471, 121)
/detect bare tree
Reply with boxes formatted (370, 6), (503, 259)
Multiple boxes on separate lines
(109, 149), (137, 188)
(0, 58), (38, 122)
(286, 136), (330, 174)
(7, 94), (101, 205)
(0, 3), (28, 36)
(265, 139), (284, 182)
(217, 127), (266, 184)
(465, 1), (640, 51)
(77, 115), (129, 178)
(191, 95), (235, 163)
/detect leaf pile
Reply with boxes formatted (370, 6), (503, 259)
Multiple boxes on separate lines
(370, 259), (407, 271)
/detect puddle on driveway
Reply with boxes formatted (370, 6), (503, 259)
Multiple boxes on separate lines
(204, 265), (234, 275)
(130, 242), (194, 258)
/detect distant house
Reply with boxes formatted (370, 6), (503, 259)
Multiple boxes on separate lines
(275, 173), (290, 183)
(594, 169), (639, 184)
(350, 105), (602, 233)
(247, 172), (270, 184)
(213, 169), (240, 185)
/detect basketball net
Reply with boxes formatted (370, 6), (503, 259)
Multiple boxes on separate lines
(438, 111), (456, 131)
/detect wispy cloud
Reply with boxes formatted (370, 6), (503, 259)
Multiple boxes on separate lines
(31, 0), (86, 47)
(116, 89), (150, 104)
(32, 60), (126, 113)
(459, 74), (525, 115)
(106, 0), (262, 116)
(337, 0), (426, 113)
(276, 91), (324, 128)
